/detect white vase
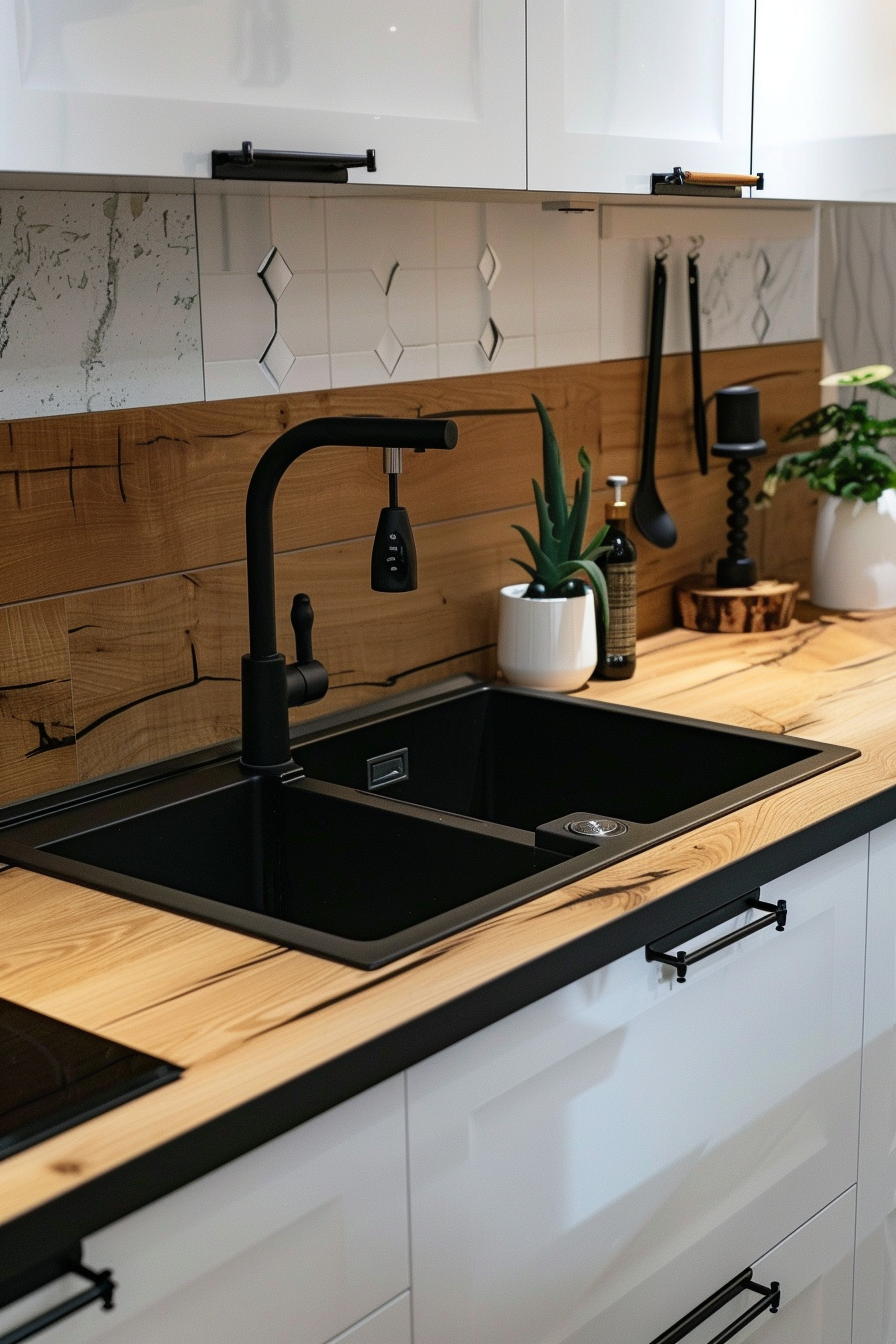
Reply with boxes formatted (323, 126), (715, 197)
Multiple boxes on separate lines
(497, 583), (597, 692)
(811, 488), (896, 610)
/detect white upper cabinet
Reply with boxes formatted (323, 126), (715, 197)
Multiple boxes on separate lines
(526, 0), (755, 193)
(0, 1), (526, 188)
(754, 0), (896, 201)
(407, 838), (867, 1344)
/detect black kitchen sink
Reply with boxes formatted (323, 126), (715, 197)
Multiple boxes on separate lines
(0, 678), (857, 967)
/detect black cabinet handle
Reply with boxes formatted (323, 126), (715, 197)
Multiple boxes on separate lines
(0, 1258), (115, 1344)
(649, 1267), (780, 1344)
(646, 891), (787, 982)
(212, 143), (376, 183)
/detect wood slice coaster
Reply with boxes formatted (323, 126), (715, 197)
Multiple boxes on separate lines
(675, 576), (800, 634)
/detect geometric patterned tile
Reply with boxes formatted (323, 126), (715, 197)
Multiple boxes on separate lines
(260, 331), (296, 387)
(258, 246), (293, 303)
(478, 243), (501, 291)
(372, 246), (400, 296)
(375, 326), (404, 375)
(479, 317), (504, 363)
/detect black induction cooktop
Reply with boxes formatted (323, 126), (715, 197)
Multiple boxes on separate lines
(0, 997), (181, 1160)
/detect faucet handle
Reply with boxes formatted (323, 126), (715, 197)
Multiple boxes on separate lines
(290, 593), (315, 663)
(286, 594), (328, 708)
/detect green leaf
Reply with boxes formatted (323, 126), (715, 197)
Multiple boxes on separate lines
(532, 394), (569, 535)
(580, 523), (610, 561)
(567, 447), (592, 559)
(532, 480), (558, 560)
(510, 558), (539, 582)
(511, 524), (562, 588)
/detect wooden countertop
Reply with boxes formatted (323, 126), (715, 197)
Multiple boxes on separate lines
(4, 605), (896, 1254)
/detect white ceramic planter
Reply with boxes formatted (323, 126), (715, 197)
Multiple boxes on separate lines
(812, 488), (896, 610)
(497, 583), (597, 692)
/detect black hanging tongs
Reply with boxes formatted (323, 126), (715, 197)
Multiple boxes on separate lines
(688, 236), (709, 476)
(632, 238), (677, 549)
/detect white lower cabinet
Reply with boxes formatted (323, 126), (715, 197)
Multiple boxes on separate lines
(853, 817), (896, 1343)
(0, 1076), (409, 1344)
(406, 838), (867, 1343)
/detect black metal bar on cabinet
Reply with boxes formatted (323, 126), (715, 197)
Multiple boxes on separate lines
(649, 1268), (780, 1344)
(0, 1248), (115, 1344)
(646, 895), (787, 982)
(212, 143), (376, 183)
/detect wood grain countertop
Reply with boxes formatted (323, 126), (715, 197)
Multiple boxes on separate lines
(3, 604), (896, 1276)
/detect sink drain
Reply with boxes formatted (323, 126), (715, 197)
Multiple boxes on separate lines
(565, 817), (627, 838)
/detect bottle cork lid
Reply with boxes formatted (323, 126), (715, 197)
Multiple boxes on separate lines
(605, 474), (629, 521)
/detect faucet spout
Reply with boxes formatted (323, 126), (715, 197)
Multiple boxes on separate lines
(240, 416), (457, 774)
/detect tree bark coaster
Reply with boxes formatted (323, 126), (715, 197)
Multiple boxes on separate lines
(675, 576), (800, 634)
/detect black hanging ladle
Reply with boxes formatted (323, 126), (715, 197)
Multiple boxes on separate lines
(633, 239), (677, 549)
(688, 236), (709, 476)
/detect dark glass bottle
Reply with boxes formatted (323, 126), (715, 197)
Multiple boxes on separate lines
(596, 474), (637, 680)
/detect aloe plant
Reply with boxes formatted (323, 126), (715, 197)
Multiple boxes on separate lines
(757, 364), (896, 506)
(511, 395), (611, 627)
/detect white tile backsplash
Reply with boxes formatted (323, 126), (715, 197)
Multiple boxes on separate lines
(327, 270), (388, 355)
(268, 196), (326, 273)
(276, 272), (329, 359)
(436, 267), (489, 345)
(600, 233), (818, 362)
(534, 208), (600, 366)
(0, 184), (827, 420)
(325, 197), (436, 272)
(198, 271), (273, 363)
(435, 202), (486, 268)
(388, 268), (438, 347)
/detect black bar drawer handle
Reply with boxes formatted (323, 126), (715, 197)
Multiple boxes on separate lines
(0, 1260), (115, 1344)
(649, 1267), (780, 1344)
(646, 896), (787, 982)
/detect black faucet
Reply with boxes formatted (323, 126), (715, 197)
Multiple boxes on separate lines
(240, 415), (458, 774)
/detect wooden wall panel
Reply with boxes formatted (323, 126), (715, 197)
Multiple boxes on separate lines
(0, 341), (823, 804)
(0, 601), (76, 804)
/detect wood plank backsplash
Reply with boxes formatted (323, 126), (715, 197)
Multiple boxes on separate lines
(0, 341), (820, 807)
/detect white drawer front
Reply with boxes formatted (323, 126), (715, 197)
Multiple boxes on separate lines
(408, 838), (867, 1344)
(663, 1187), (856, 1344)
(0, 1076), (408, 1344)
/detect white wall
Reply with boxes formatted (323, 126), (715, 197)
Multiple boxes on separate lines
(818, 203), (896, 421)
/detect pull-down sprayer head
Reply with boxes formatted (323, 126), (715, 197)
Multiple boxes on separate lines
(371, 446), (418, 592)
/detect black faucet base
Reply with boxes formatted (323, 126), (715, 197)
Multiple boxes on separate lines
(239, 654), (295, 775)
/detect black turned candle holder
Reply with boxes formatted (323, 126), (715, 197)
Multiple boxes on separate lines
(711, 385), (767, 588)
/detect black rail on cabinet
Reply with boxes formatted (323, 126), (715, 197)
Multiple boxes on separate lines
(211, 143), (376, 183)
(0, 1244), (115, 1344)
(649, 1267), (780, 1344)
(646, 892), (787, 982)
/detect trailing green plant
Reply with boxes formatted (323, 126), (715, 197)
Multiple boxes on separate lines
(757, 364), (896, 506)
(511, 395), (611, 626)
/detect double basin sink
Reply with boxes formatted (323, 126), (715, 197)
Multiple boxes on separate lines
(0, 677), (856, 967)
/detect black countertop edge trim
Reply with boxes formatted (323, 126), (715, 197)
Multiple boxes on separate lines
(2, 779), (894, 1289)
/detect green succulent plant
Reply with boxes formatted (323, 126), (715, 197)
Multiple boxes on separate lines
(511, 395), (611, 627)
(757, 364), (896, 506)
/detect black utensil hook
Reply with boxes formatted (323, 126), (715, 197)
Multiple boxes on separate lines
(632, 241), (678, 549)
